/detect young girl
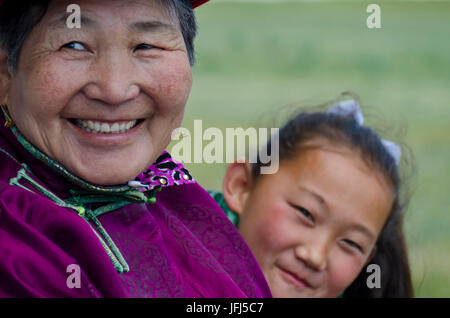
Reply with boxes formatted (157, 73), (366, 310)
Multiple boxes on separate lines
(209, 99), (413, 297)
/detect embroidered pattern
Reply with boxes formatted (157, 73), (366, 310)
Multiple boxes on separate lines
(130, 151), (195, 192)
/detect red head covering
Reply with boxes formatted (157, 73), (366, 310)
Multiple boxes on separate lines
(190, 0), (209, 8)
(0, 0), (210, 8)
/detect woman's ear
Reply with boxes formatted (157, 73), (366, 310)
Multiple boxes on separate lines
(0, 49), (11, 105)
(222, 161), (253, 216)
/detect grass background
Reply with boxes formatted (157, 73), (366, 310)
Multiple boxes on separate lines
(168, 0), (450, 297)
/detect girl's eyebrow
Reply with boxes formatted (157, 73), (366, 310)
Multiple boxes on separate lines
(298, 185), (329, 213)
(349, 224), (376, 241)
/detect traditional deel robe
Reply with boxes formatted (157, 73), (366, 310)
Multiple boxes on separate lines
(0, 112), (271, 298)
(208, 190), (239, 227)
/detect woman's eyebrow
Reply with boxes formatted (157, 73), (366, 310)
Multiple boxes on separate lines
(128, 21), (178, 34)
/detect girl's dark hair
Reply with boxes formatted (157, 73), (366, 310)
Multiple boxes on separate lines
(252, 99), (414, 298)
(0, 0), (197, 73)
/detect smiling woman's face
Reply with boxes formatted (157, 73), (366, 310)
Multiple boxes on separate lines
(2, 0), (192, 185)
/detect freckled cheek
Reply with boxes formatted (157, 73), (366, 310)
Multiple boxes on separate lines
(19, 62), (77, 116)
(150, 59), (192, 113)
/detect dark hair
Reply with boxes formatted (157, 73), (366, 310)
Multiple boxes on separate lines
(0, 0), (197, 73)
(252, 99), (414, 298)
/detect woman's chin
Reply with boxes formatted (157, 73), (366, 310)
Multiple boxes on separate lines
(62, 142), (157, 186)
(75, 170), (136, 186)
(67, 159), (145, 186)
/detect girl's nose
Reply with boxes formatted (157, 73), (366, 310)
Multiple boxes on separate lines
(294, 243), (329, 272)
(83, 52), (140, 106)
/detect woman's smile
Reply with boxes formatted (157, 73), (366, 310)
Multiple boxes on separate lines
(66, 116), (149, 147)
(72, 118), (140, 134)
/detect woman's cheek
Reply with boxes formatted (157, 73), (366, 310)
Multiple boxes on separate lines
(152, 55), (192, 111)
(21, 61), (78, 117)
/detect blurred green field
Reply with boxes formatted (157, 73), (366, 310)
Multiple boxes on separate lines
(169, 0), (450, 297)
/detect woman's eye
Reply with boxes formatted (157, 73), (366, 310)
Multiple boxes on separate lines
(343, 239), (363, 252)
(61, 41), (86, 51)
(295, 206), (314, 223)
(135, 43), (158, 51)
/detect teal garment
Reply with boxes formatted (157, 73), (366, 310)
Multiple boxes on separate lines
(207, 190), (239, 227)
(207, 189), (346, 298)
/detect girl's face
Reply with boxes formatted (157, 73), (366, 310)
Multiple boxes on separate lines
(234, 143), (393, 297)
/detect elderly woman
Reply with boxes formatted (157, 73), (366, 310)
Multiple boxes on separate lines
(0, 0), (271, 297)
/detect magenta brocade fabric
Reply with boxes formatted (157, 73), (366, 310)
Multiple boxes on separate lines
(0, 119), (271, 298)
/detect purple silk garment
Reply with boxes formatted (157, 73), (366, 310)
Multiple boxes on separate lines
(0, 119), (272, 298)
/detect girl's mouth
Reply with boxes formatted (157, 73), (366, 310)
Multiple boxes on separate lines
(68, 118), (145, 134)
(278, 266), (313, 289)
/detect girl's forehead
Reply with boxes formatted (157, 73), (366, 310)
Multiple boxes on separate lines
(279, 146), (394, 226)
(288, 143), (391, 194)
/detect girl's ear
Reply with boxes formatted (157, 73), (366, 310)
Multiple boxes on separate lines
(222, 161), (253, 216)
(365, 246), (377, 267)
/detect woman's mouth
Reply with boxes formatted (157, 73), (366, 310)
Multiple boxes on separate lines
(69, 118), (144, 134)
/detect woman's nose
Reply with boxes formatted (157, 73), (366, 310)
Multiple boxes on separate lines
(83, 52), (140, 105)
(294, 241), (329, 272)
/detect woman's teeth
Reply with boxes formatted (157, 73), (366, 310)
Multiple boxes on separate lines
(74, 119), (138, 134)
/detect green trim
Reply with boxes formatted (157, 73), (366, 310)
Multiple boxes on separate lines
(8, 165), (131, 272)
(10, 124), (131, 194)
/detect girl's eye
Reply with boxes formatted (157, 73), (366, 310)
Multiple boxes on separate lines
(61, 41), (86, 51)
(295, 206), (314, 223)
(343, 239), (363, 253)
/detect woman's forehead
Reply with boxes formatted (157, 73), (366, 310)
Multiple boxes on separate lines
(44, 0), (180, 32)
(0, 0), (209, 8)
(20, 0), (192, 45)
(46, 0), (174, 20)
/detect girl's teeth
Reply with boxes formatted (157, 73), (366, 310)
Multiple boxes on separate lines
(74, 119), (138, 134)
